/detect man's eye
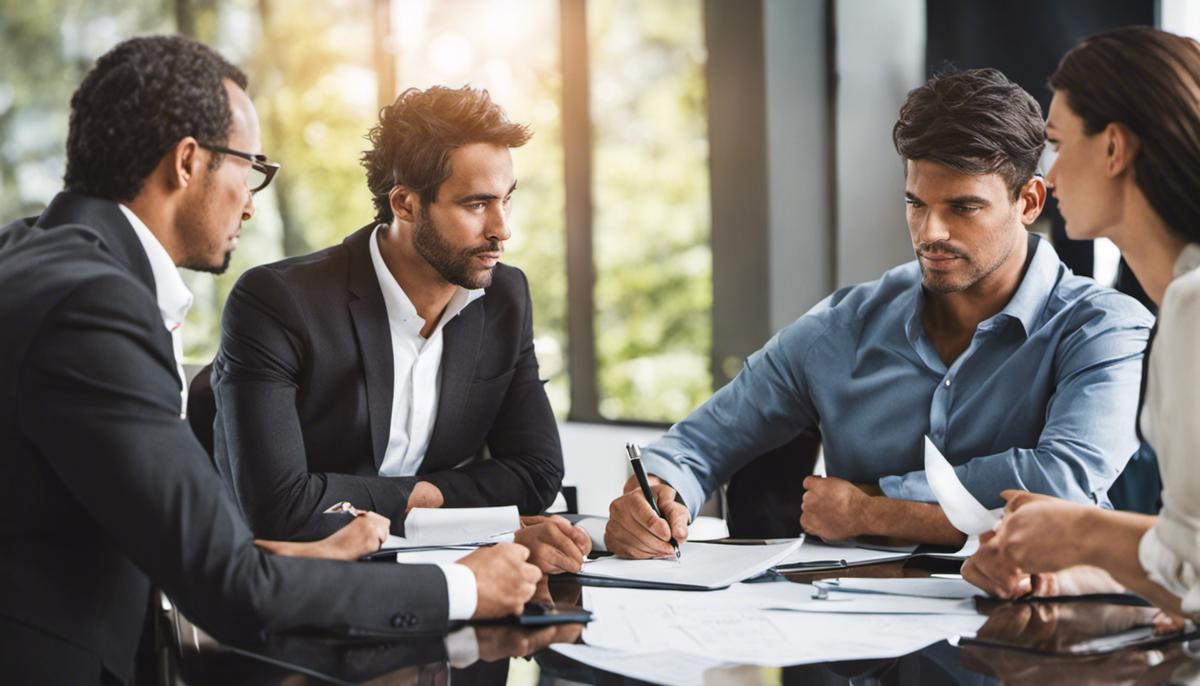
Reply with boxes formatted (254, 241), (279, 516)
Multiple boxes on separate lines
(953, 205), (981, 215)
(905, 199), (923, 208)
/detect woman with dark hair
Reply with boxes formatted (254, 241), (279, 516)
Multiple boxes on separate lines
(964, 26), (1200, 624)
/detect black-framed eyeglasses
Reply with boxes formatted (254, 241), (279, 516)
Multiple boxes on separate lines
(198, 143), (280, 193)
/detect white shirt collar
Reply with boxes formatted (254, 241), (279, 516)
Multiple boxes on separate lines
(1173, 242), (1200, 278)
(118, 205), (194, 331)
(368, 225), (484, 338)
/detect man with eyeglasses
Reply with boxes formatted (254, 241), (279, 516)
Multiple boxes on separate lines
(0, 36), (541, 683)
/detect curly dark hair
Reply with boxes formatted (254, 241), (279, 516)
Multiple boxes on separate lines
(1051, 27), (1200, 244)
(893, 68), (1044, 199)
(362, 86), (532, 224)
(64, 35), (248, 201)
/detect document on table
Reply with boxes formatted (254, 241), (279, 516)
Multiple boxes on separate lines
(773, 540), (909, 570)
(578, 539), (803, 590)
(382, 506), (519, 548)
(717, 582), (979, 615)
(924, 436), (1002, 535)
(818, 576), (981, 599)
(580, 584), (987, 667)
(550, 645), (725, 686)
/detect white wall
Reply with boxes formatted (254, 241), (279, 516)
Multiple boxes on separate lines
(559, 421), (669, 516)
(834, 0), (925, 287)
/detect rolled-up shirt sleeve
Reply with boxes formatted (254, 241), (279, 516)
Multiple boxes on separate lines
(1139, 272), (1200, 616)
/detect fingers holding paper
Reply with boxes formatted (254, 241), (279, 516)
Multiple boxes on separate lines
(604, 478), (689, 559)
(962, 530), (1033, 599)
(516, 515), (593, 573)
(990, 491), (1094, 573)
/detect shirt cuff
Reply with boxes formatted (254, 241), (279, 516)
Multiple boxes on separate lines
(436, 562), (478, 621)
(638, 452), (705, 520)
(443, 625), (480, 668)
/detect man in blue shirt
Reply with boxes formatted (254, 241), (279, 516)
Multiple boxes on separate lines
(604, 68), (1153, 557)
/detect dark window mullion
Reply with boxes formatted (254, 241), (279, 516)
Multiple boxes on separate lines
(560, 0), (600, 422)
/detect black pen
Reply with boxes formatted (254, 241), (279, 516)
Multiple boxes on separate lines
(626, 442), (682, 560)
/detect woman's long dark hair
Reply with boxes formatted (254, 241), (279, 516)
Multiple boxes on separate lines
(1051, 26), (1200, 243)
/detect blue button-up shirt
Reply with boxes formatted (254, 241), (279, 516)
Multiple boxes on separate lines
(642, 236), (1153, 516)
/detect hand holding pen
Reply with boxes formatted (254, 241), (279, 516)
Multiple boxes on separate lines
(625, 443), (683, 561)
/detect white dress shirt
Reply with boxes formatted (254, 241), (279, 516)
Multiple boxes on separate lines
(369, 225), (485, 477)
(1138, 242), (1200, 617)
(118, 205), (193, 417)
(119, 212), (480, 624)
(369, 225), (484, 621)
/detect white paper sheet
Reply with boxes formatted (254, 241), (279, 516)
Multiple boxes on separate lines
(923, 436), (1002, 535)
(774, 540), (908, 569)
(391, 547), (475, 566)
(818, 576), (980, 599)
(550, 644), (723, 686)
(385, 506), (519, 547)
(720, 581), (979, 614)
(579, 585), (987, 667)
(579, 539), (803, 589)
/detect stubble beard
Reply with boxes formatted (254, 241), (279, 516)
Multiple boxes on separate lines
(412, 210), (498, 290)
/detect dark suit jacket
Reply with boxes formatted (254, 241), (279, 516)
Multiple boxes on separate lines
(0, 193), (449, 685)
(210, 223), (564, 541)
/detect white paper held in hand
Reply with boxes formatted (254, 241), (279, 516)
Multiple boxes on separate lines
(923, 435), (1001, 535)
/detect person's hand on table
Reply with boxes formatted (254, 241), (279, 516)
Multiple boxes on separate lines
(603, 475), (689, 559)
(254, 510), (390, 561)
(457, 542), (542, 620)
(515, 515), (592, 573)
(406, 480), (444, 512)
(799, 476), (878, 543)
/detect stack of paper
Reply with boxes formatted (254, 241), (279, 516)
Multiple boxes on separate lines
(383, 506), (518, 549)
(574, 583), (986, 668)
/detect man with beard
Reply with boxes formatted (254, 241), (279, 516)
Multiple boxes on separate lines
(212, 86), (589, 574)
(604, 68), (1154, 558)
(0, 38), (541, 683)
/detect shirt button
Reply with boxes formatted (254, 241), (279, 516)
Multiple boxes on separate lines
(944, 378), (951, 387)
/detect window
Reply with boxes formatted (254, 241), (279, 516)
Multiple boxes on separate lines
(0, 0), (714, 425)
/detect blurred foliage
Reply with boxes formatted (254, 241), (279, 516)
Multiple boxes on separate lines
(0, 0), (712, 424)
(589, 0), (712, 421)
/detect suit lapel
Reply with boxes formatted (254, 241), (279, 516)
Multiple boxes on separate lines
(421, 299), (485, 472)
(344, 225), (394, 471)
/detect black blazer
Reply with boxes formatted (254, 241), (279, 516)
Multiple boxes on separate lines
(211, 224), (563, 540)
(0, 194), (449, 684)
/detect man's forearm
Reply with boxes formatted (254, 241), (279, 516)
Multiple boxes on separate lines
(862, 496), (967, 547)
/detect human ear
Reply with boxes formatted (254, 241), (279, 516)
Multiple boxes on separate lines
(1018, 176), (1047, 226)
(1104, 123), (1139, 177)
(388, 186), (420, 224)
